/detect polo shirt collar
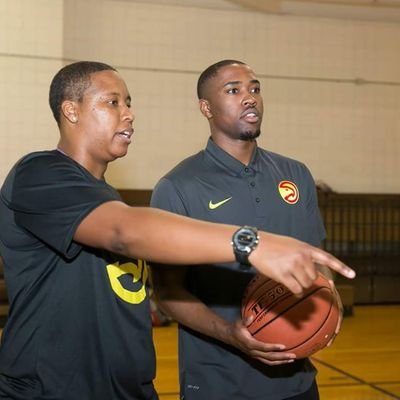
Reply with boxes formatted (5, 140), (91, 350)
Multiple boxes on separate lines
(205, 137), (259, 176)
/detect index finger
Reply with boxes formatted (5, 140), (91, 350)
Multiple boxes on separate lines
(311, 248), (355, 279)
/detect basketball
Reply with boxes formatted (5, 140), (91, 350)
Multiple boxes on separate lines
(241, 272), (340, 358)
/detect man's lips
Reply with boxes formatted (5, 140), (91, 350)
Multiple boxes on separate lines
(241, 109), (259, 123)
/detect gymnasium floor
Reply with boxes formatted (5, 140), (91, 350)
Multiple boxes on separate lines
(153, 305), (400, 400)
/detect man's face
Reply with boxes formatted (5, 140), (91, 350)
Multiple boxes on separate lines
(75, 70), (134, 162)
(202, 64), (263, 141)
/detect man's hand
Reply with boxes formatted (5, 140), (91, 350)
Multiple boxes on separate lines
(226, 318), (296, 366)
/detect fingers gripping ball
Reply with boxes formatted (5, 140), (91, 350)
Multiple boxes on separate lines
(241, 273), (339, 358)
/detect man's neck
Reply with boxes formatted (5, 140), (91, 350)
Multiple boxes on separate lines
(211, 136), (256, 166)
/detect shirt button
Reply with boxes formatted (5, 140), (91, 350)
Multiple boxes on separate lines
(256, 198), (261, 203)
(250, 182), (255, 187)
(244, 167), (250, 173)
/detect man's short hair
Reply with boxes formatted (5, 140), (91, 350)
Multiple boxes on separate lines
(49, 61), (117, 125)
(197, 59), (245, 100)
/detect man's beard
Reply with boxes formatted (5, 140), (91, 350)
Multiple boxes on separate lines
(239, 129), (261, 141)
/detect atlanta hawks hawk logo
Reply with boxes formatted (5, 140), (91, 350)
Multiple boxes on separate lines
(278, 181), (299, 204)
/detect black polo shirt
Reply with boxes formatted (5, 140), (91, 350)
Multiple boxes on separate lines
(151, 138), (325, 400)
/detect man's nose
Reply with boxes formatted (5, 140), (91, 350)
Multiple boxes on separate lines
(243, 94), (257, 107)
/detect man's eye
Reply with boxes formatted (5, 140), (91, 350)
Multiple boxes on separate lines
(227, 88), (239, 94)
(252, 87), (261, 94)
(109, 99), (119, 106)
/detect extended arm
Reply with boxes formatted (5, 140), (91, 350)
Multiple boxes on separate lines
(74, 201), (355, 296)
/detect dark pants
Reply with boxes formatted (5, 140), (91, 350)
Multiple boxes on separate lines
(287, 381), (319, 400)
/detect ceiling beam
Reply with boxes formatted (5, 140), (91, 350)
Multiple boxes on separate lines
(227, 0), (282, 13)
(226, 0), (400, 13)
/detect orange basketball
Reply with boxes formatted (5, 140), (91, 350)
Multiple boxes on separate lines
(241, 272), (340, 359)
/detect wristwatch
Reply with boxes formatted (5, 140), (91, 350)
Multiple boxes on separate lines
(231, 226), (259, 267)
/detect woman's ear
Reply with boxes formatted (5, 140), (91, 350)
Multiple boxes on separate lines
(61, 100), (78, 124)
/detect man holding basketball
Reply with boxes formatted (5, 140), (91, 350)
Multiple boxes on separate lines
(0, 61), (353, 399)
(151, 60), (343, 399)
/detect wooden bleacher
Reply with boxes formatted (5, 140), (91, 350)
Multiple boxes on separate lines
(119, 190), (400, 306)
(318, 192), (400, 305)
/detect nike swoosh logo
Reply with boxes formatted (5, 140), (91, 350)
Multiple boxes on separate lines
(208, 197), (232, 210)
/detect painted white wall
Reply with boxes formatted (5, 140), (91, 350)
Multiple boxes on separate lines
(1, 0), (399, 193)
(0, 0), (64, 180)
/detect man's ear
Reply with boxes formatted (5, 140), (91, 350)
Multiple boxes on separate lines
(199, 99), (212, 119)
(61, 100), (78, 124)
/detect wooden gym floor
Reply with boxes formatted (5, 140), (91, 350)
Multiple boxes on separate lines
(153, 305), (400, 400)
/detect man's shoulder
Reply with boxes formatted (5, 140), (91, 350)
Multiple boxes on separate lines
(151, 150), (208, 206)
(163, 150), (205, 181)
(258, 147), (306, 167)
(256, 148), (317, 189)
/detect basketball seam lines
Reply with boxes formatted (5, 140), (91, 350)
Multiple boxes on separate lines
(251, 287), (330, 341)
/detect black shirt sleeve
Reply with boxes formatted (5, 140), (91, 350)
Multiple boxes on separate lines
(7, 152), (120, 258)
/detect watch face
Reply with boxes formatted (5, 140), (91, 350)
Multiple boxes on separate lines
(234, 227), (258, 253)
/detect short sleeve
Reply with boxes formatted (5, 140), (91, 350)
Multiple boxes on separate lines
(302, 164), (326, 245)
(5, 152), (120, 258)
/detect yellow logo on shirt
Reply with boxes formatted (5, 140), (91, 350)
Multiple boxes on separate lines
(208, 197), (232, 210)
(106, 259), (148, 304)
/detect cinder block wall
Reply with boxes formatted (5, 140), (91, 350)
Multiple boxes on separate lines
(1, 0), (399, 193)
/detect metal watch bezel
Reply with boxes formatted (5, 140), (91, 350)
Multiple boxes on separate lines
(231, 225), (259, 266)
